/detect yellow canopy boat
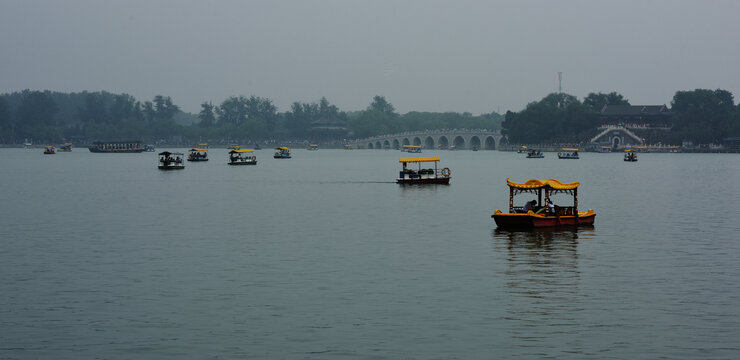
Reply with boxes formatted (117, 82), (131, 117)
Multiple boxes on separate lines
(491, 178), (595, 228)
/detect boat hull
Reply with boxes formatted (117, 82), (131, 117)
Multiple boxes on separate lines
(396, 177), (450, 185)
(228, 161), (257, 165)
(158, 165), (184, 170)
(273, 156), (291, 159)
(492, 210), (596, 228)
(187, 158), (209, 162)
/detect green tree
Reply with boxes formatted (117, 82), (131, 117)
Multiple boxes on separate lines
(368, 95), (396, 114)
(670, 88), (736, 143)
(502, 92), (591, 143)
(15, 90), (60, 141)
(583, 92), (630, 112)
(0, 97), (12, 141)
(198, 102), (216, 127)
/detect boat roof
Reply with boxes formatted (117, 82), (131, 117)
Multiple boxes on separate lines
(276, 147), (290, 150)
(230, 149), (254, 153)
(399, 156), (440, 163)
(402, 145), (421, 147)
(158, 151), (183, 156)
(45, 145), (55, 148)
(506, 177), (580, 190)
(190, 148), (208, 152)
(561, 148), (579, 151)
(624, 149), (636, 152)
(309, 144), (318, 146)
(600, 146), (611, 148)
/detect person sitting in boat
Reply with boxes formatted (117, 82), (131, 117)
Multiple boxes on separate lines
(547, 199), (556, 215)
(523, 200), (537, 212)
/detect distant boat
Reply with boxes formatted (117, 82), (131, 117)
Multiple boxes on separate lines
(274, 147), (291, 159)
(89, 141), (145, 153)
(526, 149), (544, 158)
(145, 145), (155, 152)
(43, 146), (56, 154)
(59, 143), (72, 152)
(187, 148), (209, 161)
(397, 156), (451, 185)
(401, 145), (422, 153)
(158, 151), (185, 170)
(558, 148), (579, 159)
(624, 149), (638, 162)
(307, 144), (319, 151)
(229, 149), (257, 165)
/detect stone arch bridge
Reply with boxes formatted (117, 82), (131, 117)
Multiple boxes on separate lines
(349, 129), (503, 150)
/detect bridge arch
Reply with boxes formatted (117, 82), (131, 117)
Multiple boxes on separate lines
(470, 136), (481, 150)
(393, 139), (400, 149)
(413, 137), (422, 146)
(453, 136), (465, 149)
(484, 136), (496, 150)
(384, 140), (391, 149)
(367, 142), (374, 149)
(375, 141), (381, 149)
(402, 138), (410, 146)
(424, 136), (434, 149)
(438, 136), (449, 149)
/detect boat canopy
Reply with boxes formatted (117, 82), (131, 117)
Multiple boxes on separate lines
(45, 145), (55, 149)
(309, 144), (318, 147)
(403, 145), (421, 148)
(276, 147), (290, 150)
(190, 148), (208, 152)
(158, 151), (183, 156)
(506, 177), (580, 190)
(230, 149), (254, 153)
(399, 156), (439, 163)
(624, 149), (636, 152)
(561, 148), (579, 151)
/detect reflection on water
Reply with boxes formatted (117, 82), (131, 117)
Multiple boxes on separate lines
(492, 228), (595, 355)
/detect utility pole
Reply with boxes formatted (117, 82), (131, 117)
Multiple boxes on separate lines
(558, 72), (562, 94)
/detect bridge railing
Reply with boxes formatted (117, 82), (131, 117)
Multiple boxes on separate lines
(351, 128), (500, 143)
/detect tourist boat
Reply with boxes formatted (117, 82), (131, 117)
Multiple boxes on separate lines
(558, 148), (579, 159)
(229, 149), (257, 165)
(449, 145), (457, 151)
(24, 140), (32, 149)
(517, 146), (527, 153)
(669, 146), (681, 153)
(526, 149), (544, 158)
(491, 178), (596, 228)
(624, 149), (638, 162)
(187, 148), (208, 161)
(198, 143), (209, 149)
(88, 141), (145, 153)
(59, 143), (72, 152)
(231, 145), (241, 150)
(145, 145), (156, 152)
(397, 156), (451, 185)
(158, 151), (185, 170)
(344, 144), (353, 150)
(402, 145), (422, 153)
(274, 147), (291, 159)
(636, 145), (649, 153)
(307, 144), (319, 151)
(43, 146), (56, 154)
(598, 146), (612, 153)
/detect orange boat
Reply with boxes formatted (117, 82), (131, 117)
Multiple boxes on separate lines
(491, 178), (596, 228)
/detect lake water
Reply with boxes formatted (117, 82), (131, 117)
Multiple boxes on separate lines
(1, 148), (739, 359)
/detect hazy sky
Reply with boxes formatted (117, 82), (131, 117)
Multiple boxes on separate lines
(2, 0), (740, 115)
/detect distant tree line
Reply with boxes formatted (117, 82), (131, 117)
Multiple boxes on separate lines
(502, 89), (740, 145)
(0, 90), (502, 144)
